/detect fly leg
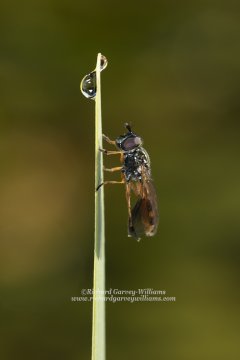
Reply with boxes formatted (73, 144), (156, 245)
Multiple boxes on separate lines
(100, 134), (119, 154)
(126, 183), (135, 237)
(99, 149), (122, 155)
(97, 142), (124, 190)
(126, 183), (132, 227)
(103, 166), (122, 172)
(96, 179), (124, 191)
(102, 134), (116, 145)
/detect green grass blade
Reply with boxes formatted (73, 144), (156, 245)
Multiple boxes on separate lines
(92, 53), (106, 360)
(80, 53), (107, 360)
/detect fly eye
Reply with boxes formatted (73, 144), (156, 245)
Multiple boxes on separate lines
(122, 136), (142, 150)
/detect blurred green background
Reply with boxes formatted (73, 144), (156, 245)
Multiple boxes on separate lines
(0, 0), (240, 359)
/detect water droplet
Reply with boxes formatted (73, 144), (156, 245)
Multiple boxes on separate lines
(100, 55), (108, 71)
(80, 71), (96, 99)
(80, 55), (108, 99)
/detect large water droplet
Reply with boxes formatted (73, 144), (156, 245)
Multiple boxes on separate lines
(80, 71), (96, 99)
(80, 54), (108, 99)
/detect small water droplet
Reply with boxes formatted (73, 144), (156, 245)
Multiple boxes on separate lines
(100, 55), (108, 71)
(80, 71), (96, 99)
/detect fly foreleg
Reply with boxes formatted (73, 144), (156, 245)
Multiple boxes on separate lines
(102, 134), (116, 145)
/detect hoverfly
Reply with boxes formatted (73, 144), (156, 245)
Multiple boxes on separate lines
(97, 123), (159, 241)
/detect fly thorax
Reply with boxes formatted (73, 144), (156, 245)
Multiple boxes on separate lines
(123, 147), (150, 182)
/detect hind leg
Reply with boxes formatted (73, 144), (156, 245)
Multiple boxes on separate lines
(96, 179), (124, 191)
(125, 183), (132, 225)
(126, 183), (135, 237)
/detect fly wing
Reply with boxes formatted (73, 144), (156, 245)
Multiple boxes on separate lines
(129, 178), (159, 240)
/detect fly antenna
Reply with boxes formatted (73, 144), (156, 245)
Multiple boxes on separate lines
(125, 123), (132, 133)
